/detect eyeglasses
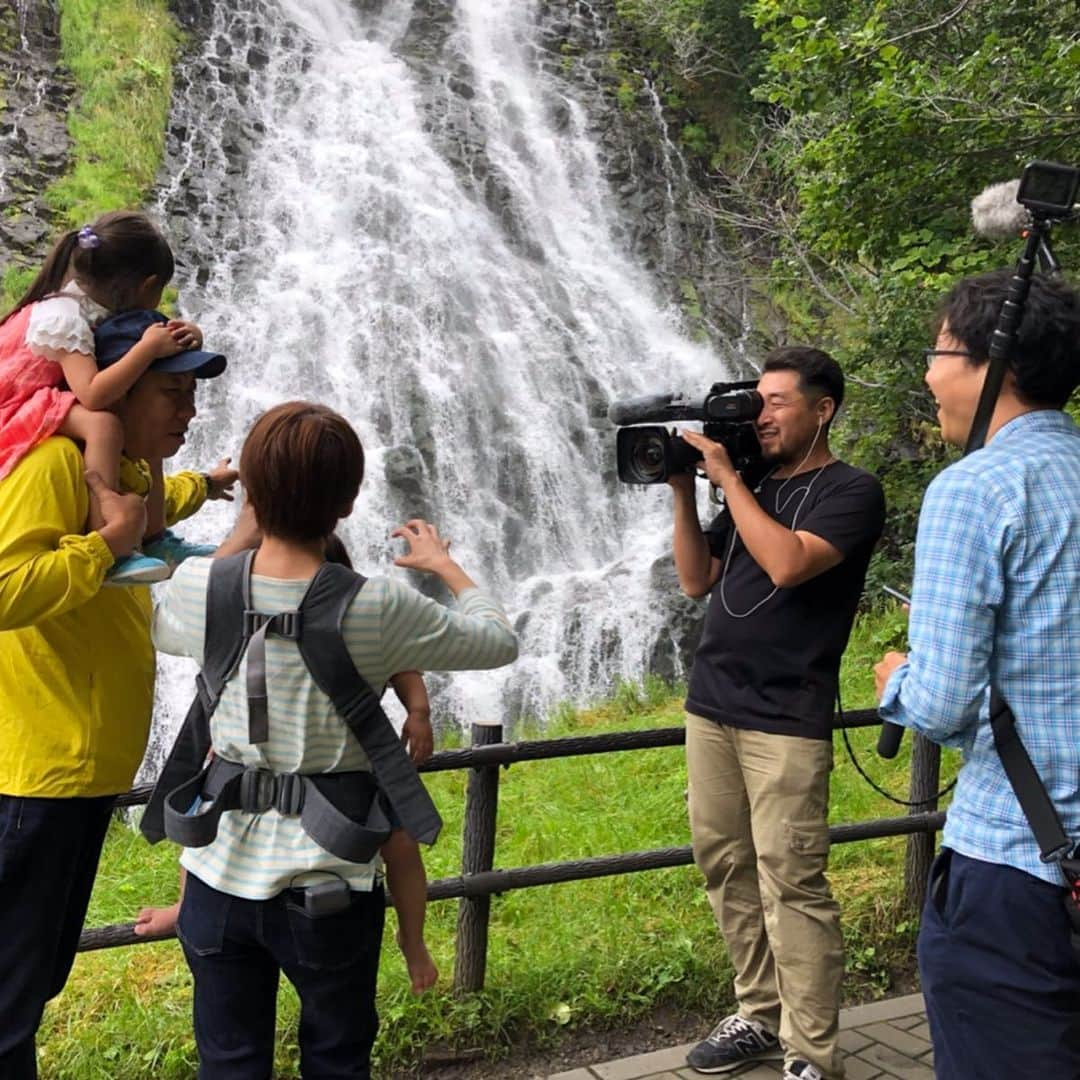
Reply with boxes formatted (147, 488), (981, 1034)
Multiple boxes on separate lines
(923, 348), (972, 369)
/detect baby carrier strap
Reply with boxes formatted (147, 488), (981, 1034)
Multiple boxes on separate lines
(162, 757), (392, 865)
(141, 552), (254, 844)
(297, 562), (443, 847)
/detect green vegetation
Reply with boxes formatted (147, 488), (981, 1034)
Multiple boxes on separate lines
(614, 0), (1080, 582)
(1, 0), (179, 312)
(50, 0), (180, 223)
(1, 264), (35, 312)
(38, 606), (952, 1078)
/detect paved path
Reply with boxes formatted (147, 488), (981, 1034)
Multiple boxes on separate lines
(548, 994), (932, 1080)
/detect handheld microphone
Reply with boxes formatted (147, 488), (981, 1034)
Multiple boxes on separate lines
(876, 721), (906, 760)
(971, 179), (1028, 239)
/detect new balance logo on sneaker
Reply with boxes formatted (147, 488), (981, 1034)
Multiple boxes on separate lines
(686, 1013), (783, 1074)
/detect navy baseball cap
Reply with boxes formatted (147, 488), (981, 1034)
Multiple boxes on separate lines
(94, 309), (227, 378)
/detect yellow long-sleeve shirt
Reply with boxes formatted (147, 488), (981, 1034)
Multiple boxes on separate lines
(0, 437), (207, 797)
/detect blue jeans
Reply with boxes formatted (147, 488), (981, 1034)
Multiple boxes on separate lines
(918, 848), (1080, 1078)
(0, 794), (116, 1079)
(178, 872), (386, 1079)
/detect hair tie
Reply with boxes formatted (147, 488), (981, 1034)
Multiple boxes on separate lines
(77, 225), (100, 250)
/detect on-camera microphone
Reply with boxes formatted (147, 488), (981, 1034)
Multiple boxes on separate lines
(608, 394), (676, 427)
(971, 179), (1028, 239)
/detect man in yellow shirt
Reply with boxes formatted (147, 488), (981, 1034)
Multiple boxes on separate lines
(0, 356), (229, 1077)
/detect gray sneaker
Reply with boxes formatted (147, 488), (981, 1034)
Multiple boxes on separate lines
(686, 1013), (783, 1074)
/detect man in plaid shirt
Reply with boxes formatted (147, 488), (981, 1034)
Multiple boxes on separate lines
(875, 269), (1080, 1077)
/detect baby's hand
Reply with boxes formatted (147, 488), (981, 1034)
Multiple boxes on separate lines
(140, 322), (184, 359)
(167, 319), (203, 350)
(133, 903), (179, 940)
(205, 457), (238, 501)
(402, 711), (433, 765)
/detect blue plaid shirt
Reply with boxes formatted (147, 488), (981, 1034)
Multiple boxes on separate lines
(879, 409), (1080, 884)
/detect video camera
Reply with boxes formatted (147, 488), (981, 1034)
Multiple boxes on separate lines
(1015, 160), (1079, 219)
(608, 380), (763, 485)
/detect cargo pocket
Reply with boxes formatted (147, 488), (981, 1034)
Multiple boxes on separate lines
(176, 875), (230, 958)
(783, 818), (830, 858)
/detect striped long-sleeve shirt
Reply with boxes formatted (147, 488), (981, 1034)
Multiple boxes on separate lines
(879, 410), (1080, 884)
(152, 557), (518, 898)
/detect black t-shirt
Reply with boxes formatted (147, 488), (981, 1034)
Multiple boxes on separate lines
(685, 460), (885, 740)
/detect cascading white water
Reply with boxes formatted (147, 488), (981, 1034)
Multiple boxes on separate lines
(0, 3), (56, 207)
(147, 0), (745, 754)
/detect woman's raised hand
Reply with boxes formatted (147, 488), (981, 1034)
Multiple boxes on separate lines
(391, 520), (454, 574)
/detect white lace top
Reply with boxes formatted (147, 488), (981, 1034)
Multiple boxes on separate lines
(25, 281), (110, 361)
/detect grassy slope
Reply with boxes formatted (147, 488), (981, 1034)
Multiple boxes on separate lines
(1, 0), (178, 310)
(38, 606), (958, 1078)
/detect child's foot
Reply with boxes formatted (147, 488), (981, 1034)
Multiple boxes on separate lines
(143, 529), (216, 569)
(397, 931), (438, 993)
(105, 552), (171, 586)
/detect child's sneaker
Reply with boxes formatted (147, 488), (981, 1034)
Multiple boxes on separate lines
(143, 529), (216, 569)
(105, 552), (171, 586)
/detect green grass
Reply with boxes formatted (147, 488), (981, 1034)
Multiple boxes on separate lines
(37, 606), (956, 1078)
(1, 264), (35, 314)
(1, 1), (179, 313)
(49, 0), (180, 225)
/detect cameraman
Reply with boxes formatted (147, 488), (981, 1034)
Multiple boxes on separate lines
(672, 347), (884, 1080)
(874, 270), (1080, 1077)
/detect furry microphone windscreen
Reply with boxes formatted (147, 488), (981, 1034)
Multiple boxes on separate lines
(971, 179), (1029, 239)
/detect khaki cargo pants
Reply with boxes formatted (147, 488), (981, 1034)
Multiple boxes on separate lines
(685, 712), (845, 1079)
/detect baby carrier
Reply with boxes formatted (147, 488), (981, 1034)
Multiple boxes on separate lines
(142, 551), (442, 862)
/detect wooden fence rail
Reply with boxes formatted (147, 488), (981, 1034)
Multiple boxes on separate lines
(81, 709), (942, 994)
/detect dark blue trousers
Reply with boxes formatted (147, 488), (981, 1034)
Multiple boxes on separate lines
(918, 848), (1080, 1079)
(178, 872), (386, 1079)
(0, 794), (116, 1080)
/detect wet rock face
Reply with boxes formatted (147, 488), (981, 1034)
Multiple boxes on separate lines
(0, 1), (73, 276)
(533, 3), (745, 347)
(383, 443), (434, 521)
(393, 0), (745, 343)
(647, 554), (705, 682)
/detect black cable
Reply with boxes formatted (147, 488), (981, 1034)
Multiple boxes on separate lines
(837, 686), (955, 807)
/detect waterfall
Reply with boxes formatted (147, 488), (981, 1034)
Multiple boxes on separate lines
(148, 0), (747, 753)
(0, 1), (68, 261)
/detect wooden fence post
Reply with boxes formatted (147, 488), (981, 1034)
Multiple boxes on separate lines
(453, 722), (502, 994)
(903, 732), (941, 917)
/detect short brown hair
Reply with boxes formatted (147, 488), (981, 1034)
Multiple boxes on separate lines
(240, 402), (365, 542)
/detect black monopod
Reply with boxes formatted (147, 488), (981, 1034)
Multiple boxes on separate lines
(876, 160), (1079, 759)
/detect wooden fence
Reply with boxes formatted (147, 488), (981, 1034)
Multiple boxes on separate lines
(78, 710), (943, 994)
